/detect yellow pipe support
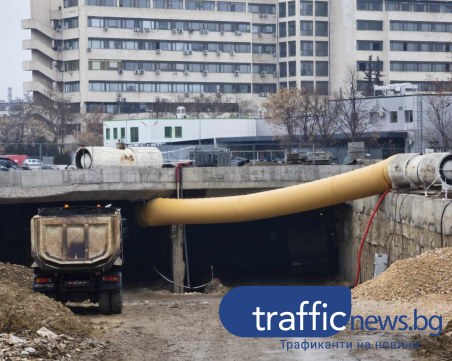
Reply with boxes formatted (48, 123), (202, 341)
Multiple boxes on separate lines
(136, 155), (395, 227)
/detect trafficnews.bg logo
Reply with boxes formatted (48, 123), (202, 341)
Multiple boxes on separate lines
(219, 286), (442, 337)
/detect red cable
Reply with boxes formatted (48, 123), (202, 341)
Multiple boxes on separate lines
(353, 189), (391, 288)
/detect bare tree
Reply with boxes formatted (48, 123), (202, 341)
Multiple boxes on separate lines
(264, 88), (303, 142)
(73, 107), (112, 146)
(231, 94), (258, 118)
(0, 94), (54, 153)
(423, 91), (452, 151)
(335, 66), (379, 141)
(32, 90), (79, 144)
(308, 93), (338, 145)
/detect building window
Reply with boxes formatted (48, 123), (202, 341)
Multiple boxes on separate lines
(390, 111), (398, 123)
(64, 82), (79, 93)
(390, 62), (450, 72)
(390, 41), (450, 53)
(357, 20), (383, 31)
(279, 22), (287, 37)
(300, 1), (313, 16)
(86, 0), (115, 5)
(300, 41), (313, 56)
(279, 62), (287, 77)
(175, 126), (182, 138)
(120, 127), (126, 140)
(106, 128), (111, 140)
(63, 17), (79, 29)
(357, 60), (383, 72)
(300, 61), (313, 76)
(289, 61), (296, 76)
(120, 0), (151, 7)
(316, 81), (329, 95)
(279, 42), (287, 57)
(315, 21), (328, 36)
(315, 1), (328, 16)
(357, 0), (383, 11)
(64, 0), (78, 7)
(113, 128), (118, 139)
(288, 1), (295, 16)
(357, 40), (383, 51)
(300, 21), (313, 36)
(390, 21), (452, 33)
(217, 1), (245, 12)
(301, 81), (314, 93)
(279, 2), (286, 17)
(405, 110), (413, 123)
(316, 61), (328, 76)
(130, 127), (139, 142)
(164, 127), (172, 138)
(248, 3), (276, 14)
(154, 0), (183, 9)
(288, 41), (296, 56)
(315, 41), (328, 56)
(288, 21), (296, 36)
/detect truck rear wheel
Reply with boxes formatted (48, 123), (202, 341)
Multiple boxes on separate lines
(110, 290), (123, 314)
(99, 291), (111, 314)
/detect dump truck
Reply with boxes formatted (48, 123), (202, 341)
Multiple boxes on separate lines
(30, 206), (125, 314)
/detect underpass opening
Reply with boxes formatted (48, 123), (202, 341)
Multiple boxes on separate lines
(184, 206), (341, 288)
(0, 201), (345, 292)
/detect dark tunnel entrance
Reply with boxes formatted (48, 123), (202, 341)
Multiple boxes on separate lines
(0, 202), (341, 290)
(184, 206), (340, 287)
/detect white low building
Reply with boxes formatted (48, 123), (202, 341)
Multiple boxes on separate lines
(102, 117), (276, 147)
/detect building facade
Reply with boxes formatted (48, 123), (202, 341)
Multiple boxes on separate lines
(23, 0), (451, 115)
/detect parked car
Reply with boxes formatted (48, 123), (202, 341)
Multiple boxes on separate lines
(22, 158), (43, 170)
(0, 157), (23, 170)
(0, 165), (9, 172)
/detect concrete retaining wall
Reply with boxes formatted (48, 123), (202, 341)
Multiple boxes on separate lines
(338, 192), (452, 283)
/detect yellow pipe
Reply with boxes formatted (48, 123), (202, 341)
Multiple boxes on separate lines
(136, 156), (394, 227)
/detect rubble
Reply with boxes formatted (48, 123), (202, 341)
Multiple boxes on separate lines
(0, 330), (106, 360)
(0, 262), (105, 360)
(353, 248), (452, 301)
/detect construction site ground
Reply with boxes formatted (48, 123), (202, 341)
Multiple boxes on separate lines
(1, 248), (451, 360)
(66, 287), (452, 361)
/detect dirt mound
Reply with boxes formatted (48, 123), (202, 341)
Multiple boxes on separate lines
(204, 278), (227, 295)
(353, 248), (452, 302)
(0, 262), (93, 337)
(415, 319), (452, 361)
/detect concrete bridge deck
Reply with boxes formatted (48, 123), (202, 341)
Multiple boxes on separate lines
(0, 165), (358, 204)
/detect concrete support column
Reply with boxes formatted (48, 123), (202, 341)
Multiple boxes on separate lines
(171, 224), (185, 294)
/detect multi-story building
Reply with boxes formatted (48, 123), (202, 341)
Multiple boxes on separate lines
(23, 0), (451, 115)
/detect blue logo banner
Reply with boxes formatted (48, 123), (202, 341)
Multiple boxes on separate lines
(219, 286), (351, 337)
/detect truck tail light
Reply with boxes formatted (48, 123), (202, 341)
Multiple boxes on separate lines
(35, 277), (53, 284)
(102, 275), (120, 282)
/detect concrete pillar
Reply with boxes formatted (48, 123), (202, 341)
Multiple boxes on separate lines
(171, 224), (185, 294)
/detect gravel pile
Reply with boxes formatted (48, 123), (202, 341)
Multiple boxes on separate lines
(353, 248), (452, 301)
(0, 327), (105, 361)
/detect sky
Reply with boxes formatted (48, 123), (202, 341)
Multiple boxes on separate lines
(0, 1), (31, 101)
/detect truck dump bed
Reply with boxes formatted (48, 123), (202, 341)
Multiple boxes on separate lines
(31, 207), (122, 271)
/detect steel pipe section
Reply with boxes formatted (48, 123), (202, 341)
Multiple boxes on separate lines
(75, 147), (163, 169)
(388, 152), (452, 188)
(136, 153), (452, 227)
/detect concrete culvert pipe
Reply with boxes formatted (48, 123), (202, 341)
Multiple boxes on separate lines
(75, 146), (163, 169)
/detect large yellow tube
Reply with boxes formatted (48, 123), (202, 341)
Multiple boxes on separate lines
(136, 156), (394, 226)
